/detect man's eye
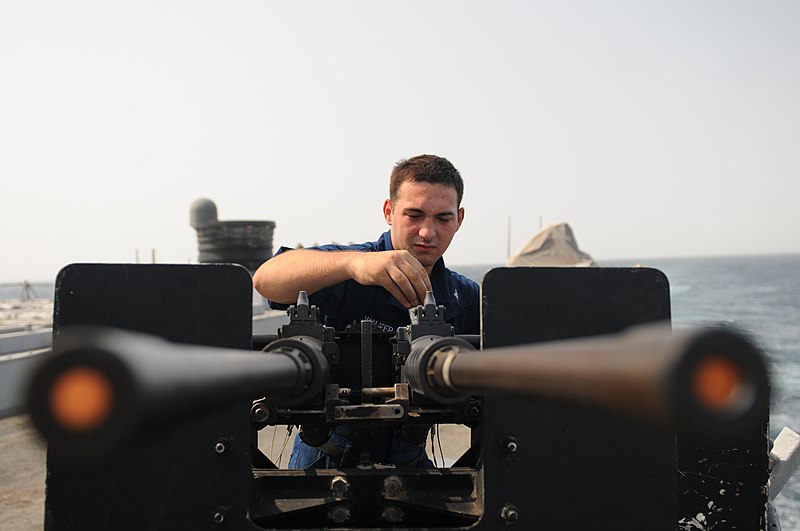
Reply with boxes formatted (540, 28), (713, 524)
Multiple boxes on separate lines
(437, 216), (453, 222)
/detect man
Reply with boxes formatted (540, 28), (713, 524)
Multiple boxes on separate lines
(253, 154), (479, 468)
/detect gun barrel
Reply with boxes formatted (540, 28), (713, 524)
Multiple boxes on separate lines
(27, 326), (328, 460)
(417, 324), (769, 442)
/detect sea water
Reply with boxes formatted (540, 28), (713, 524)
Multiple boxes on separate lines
(457, 254), (800, 529)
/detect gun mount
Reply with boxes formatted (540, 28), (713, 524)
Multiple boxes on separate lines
(28, 263), (774, 530)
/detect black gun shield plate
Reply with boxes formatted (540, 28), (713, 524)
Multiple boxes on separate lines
(46, 263), (254, 531)
(479, 266), (675, 530)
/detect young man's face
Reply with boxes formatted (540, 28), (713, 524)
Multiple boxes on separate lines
(383, 180), (464, 273)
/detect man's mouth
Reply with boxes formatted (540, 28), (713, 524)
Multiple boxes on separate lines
(413, 243), (437, 253)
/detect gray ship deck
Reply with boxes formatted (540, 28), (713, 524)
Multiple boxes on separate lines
(0, 415), (45, 531)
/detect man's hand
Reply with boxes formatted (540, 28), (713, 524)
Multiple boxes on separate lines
(349, 250), (432, 308)
(253, 249), (432, 307)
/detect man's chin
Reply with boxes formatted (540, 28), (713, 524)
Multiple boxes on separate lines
(406, 247), (439, 268)
(415, 254), (440, 270)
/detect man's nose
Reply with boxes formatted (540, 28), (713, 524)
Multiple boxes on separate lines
(418, 219), (435, 240)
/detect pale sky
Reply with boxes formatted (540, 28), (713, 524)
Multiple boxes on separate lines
(2, 1), (799, 283)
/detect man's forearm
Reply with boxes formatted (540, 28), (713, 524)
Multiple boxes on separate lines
(253, 249), (357, 304)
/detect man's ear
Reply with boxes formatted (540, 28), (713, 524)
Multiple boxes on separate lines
(456, 207), (465, 229)
(383, 199), (393, 224)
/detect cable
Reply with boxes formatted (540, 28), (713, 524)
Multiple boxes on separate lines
(277, 425), (294, 468)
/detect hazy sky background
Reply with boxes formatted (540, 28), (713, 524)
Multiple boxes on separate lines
(2, 1), (799, 283)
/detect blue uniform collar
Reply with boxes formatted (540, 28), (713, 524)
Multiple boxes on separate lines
(380, 230), (393, 251)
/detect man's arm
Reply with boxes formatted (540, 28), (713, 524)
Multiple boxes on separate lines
(253, 248), (433, 308)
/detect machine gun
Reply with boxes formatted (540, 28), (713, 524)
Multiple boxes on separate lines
(31, 293), (767, 458)
(27, 263), (774, 530)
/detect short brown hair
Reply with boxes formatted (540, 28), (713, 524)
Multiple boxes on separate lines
(389, 154), (464, 206)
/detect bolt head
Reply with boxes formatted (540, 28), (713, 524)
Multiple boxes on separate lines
(251, 404), (270, 422)
(212, 506), (230, 525)
(501, 504), (520, 524)
(331, 476), (349, 498)
(382, 505), (404, 523)
(328, 506), (350, 523)
(383, 475), (404, 497)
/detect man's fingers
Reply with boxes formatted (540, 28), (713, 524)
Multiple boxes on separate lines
(386, 267), (420, 308)
(406, 268), (431, 305)
(351, 251), (432, 308)
(396, 252), (431, 302)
